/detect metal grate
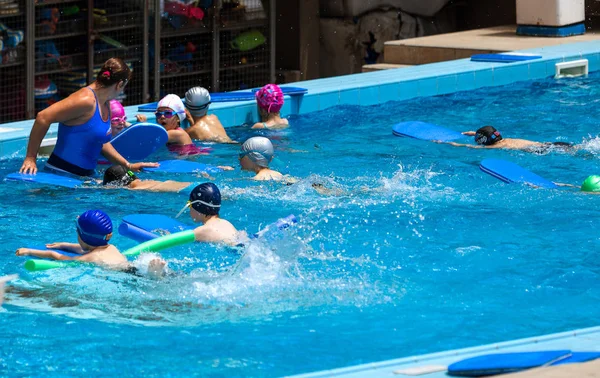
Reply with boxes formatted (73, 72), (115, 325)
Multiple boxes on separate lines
(0, 0), (26, 122)
(34, 0), (88, 114)
(92, 0), (146, 105)
(217, 0), (271, 91)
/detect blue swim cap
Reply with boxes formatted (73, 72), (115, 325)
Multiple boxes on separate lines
(189, 183), (221, 215)
(76, 210), (113, 246)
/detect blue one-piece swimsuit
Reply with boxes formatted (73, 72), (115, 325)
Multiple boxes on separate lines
(46, 87), (112, 177)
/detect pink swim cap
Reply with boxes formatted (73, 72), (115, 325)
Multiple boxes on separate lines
(255, 84), (284, 113)
(109, 99), (125, 119)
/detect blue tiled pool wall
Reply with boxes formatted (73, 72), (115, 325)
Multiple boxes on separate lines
(0, 40), (599, 159)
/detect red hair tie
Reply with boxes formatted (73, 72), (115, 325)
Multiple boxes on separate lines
(102, 71), (110, 77)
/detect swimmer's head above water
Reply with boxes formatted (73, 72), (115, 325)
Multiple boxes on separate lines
(76, 210), (113, 248)
(239, 136), (274, 169)
(103, 165), (138, 186)
(177, 183), (221, 220)
(475, 126), (503, 146)
(109, 100), (127, 136)
(156, 94), (186, 129)
(185, 87), (211, 118)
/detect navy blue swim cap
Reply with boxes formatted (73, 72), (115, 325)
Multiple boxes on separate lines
(189, 183), (221, 216)
(76, 210), (113, 246)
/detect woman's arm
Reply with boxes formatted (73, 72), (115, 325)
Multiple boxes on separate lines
(20, 93), (94, 174)
(100, 143), (159, 172)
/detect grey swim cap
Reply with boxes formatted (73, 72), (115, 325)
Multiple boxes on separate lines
(185, 87), (211, 117)
(240, 137), (273, 168)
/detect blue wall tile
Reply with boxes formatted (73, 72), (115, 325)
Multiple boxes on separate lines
(545, 58), (564, 78)
(437, 75), (457, 95)
(213, 109), (235, 127)
(474, 69), (494, 89)
(418, 77), (438, 97)
(584, 53), (600, 72)
(2, 138), (26, 157)
(493, 64), (529, 86)
(398, 80), (419, 101)
(319, 91), (339, 110)
(298, 94), (320, 114)
(359, 86), (379, 106)
(379, 83), (399, 103)
(456, 72), (476, 92)
(528, 61), (548, 80)
(339, 89), (359, 106)
(234, 104), (257, 125)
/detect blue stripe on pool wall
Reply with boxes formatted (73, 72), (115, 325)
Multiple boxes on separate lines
(2, 39), (600, 155)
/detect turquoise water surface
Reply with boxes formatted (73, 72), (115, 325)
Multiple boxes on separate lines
(2, 74), (600, 376)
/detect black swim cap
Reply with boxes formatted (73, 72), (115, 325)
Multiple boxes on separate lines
(103, 165), (137, 186)
(189, 183), (221, 215)
(475, 126), (503, 146)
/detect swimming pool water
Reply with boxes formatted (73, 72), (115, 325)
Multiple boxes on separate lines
(2, 73), (600, 376)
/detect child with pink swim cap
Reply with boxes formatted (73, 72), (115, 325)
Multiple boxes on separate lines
(252, 84), (289, 129)
(109, 100), (147, 137)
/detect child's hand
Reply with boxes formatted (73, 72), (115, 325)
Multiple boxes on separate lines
(136, 114), (147, 122)
(217, 166), (234, 171)
(184, 109), (194, 124)
(15, 248), (30, 256)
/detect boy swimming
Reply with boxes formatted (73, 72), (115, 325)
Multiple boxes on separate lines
(444, 126), (574, 153)
(239, 136), (287, 181)
(176, 183), (247, 246)
(184, 87), (235, 143)
(16, 210), (166, 277)
(102, 165), (194, 192)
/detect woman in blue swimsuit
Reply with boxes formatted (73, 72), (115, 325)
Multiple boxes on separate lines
(20, 58), (158, 176)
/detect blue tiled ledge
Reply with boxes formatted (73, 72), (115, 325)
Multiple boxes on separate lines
(1, 39), (600, 158)
(289, 326), (600, 378)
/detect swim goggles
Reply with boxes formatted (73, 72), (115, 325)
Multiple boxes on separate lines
(186, 101), (211, 111)
(75, 219), (113, 241)
(176, 199), (220, 218)
(111, 115), (127, 125)
(155, 110), (182, 119)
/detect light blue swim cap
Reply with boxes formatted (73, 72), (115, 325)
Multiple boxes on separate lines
(240, 137), (273, 167)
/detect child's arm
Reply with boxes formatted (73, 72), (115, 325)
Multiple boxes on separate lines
(16, 248), (79, 261)
(251, 122), (265, 129)
(462, 131), (476, 136)
(136, 114), (147, 122)
(45, 242), (85, 254)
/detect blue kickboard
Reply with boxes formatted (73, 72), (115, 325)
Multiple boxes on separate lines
(5, 172), (83, 189)
(471, 53), (542, 63)
(392, 121), (466, 142)
(119, 214), (194, 242)
(110, 123), (168, 161)
(479, 159), (558, 189)
(29, 246), (80, 258)
(517, 23), (585, 37)
(138, 87), (308, 112)
(145, 160), (223, 174)
(447, 350), (572, 377)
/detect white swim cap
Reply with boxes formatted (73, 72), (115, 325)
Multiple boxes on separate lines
(157, 94), (186, 123)
(185, 87), (211, 117)
(240, 137), (273, 168)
